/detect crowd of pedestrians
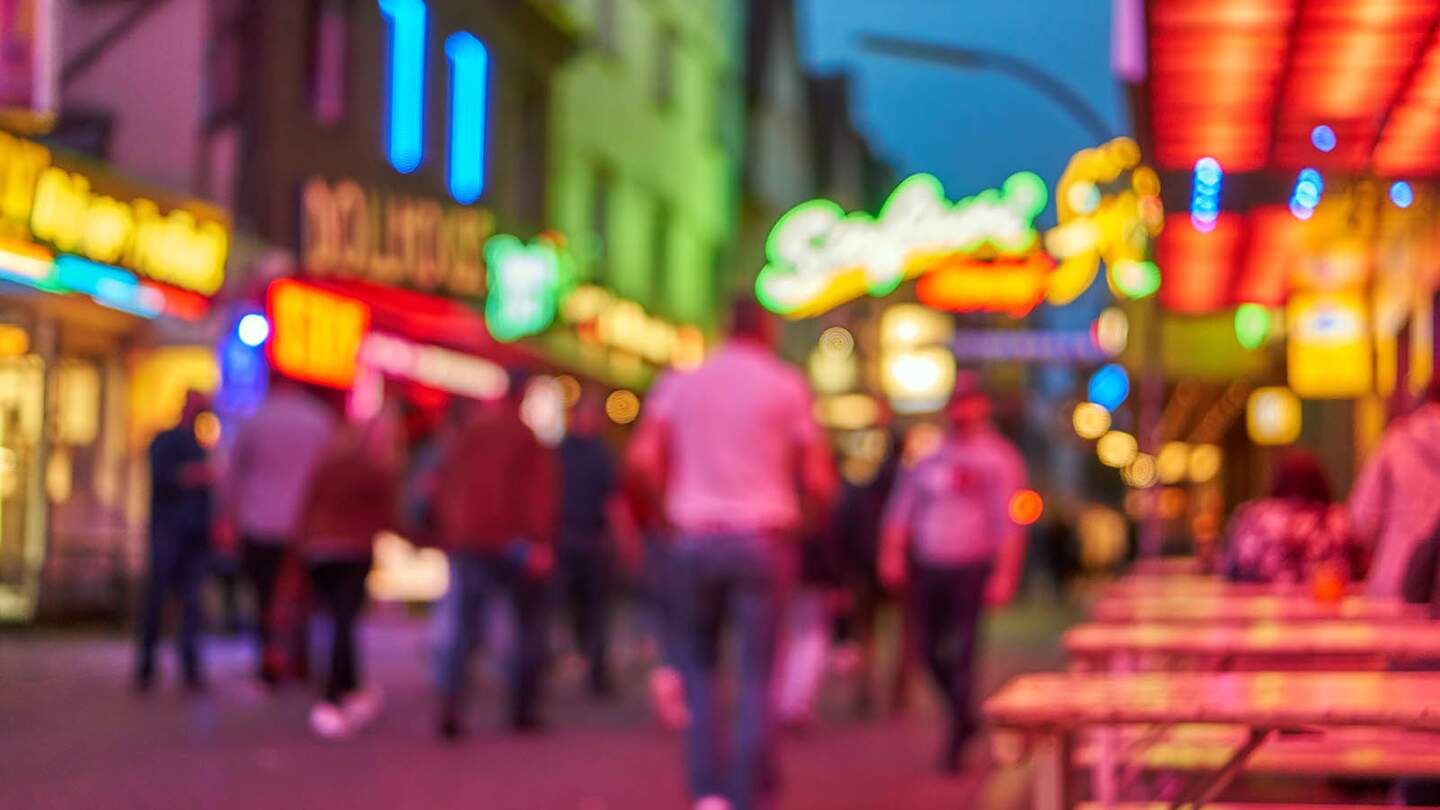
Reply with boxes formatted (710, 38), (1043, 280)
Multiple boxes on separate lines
(135, 296), (1034, 810)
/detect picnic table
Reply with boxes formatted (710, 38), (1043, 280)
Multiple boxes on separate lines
(1064, 620), (1440, 672)
(1090, 593), (1427, 624)
(983, 671), (1440, 810)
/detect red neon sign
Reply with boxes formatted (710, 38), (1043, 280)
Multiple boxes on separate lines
(915, 252), (1054, 317)
(266, 279), (371, 389)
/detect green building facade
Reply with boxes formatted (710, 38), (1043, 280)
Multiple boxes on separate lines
(544, 0), (744, 331)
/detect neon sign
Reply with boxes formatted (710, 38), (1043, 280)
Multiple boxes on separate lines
(561, 284), (705, 370)
(301, 176), (491, 299)
(756, 171), (1048, 319)
(1044, 137), (1163, 305)
(483, 234), (568, 342)
(0, 132), (228, 297)
(359, 331), (508, 400)
(445, 32), (489, 204)
(379, 0), (427, 173)
(915, 251), (1054, 316)
(266, 279), (371, 389)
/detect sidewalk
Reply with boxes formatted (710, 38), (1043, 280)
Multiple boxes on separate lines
(0, 601), (1076, 809)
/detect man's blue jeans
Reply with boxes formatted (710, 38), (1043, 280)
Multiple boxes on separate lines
(672, 532), (793, 810)
(434, 548), (549, 725)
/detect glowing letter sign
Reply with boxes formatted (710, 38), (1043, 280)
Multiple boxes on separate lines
(756, 172), (1048, 319)
(446, 32), (488, 204)
(266, 279), (371, 390)
(379, 0), (427, 174)
(483, 234), (567, 342)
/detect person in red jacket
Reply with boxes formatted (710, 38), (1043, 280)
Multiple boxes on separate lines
(298, 411), (399, 738)
(432, 378), (558, 739)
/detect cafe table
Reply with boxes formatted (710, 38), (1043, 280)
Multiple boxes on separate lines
(1064, 619), (1440, 672)
(983, 671), (1440, 810)
(1090, 593), (1428, 624)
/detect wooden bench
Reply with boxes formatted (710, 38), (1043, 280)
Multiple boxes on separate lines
(1074, 725), (1440, 778)
(1064, 620), (1440, 672)
(983, 671), (1440, 810)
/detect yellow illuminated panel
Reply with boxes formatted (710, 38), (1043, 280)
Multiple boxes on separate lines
(1287, 291), (1373, 399)
(267, 280), (371, 390)
(0, 132), (229, 296)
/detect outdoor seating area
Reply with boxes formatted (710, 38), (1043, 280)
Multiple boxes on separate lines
(985, 562), (1440, 809)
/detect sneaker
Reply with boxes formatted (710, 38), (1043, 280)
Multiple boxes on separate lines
(309, 702), (352, 739)
(649, 667), (690, 730)
(341, 686), (384, 730)
(694, 797), (732, 810)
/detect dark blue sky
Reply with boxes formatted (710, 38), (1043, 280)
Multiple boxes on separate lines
(798, 0), (1128, 225)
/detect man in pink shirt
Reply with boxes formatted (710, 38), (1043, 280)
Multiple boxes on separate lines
(631, 298), (835, 810)
(880, 374), (1028, 773)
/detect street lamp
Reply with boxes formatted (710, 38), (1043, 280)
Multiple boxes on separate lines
(857, 34), (1115, 144)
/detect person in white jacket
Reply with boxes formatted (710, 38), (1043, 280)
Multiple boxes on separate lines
(1350, 382), (1440, 599)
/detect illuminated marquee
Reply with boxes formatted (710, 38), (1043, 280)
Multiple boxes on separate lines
(561, 284), (704, 370)
(266, 279), (371, 389)
(301, 176), (491, 300)
(0, 132), (229, 297)
(756, 172), (1049, 319)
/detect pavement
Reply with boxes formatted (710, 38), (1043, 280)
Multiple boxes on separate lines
(0, 598), (1079, 810)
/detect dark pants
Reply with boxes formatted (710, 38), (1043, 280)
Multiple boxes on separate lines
(638, 532), (679, 667)
(308, 558), (371, 704)
(912, 560), (991, 763)
(435, 549), (550, 726)
(557, 531), (613, 693)
(136, 531), (209, 686)
(241, 538), (287, 681)
(673, 532), (793, 810)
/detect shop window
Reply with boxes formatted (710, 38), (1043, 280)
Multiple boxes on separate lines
(306, 0), (349, 126)
(651, 201), (671, 309)
(54, 362), (100, 447)
(591, 166), (612, 283)
(595, 0), (619, 54)
(656, 26), (678, 110)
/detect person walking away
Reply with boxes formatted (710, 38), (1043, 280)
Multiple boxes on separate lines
(297, 414), (398, 738)
(1351, 380), (1440, 599)
(136, 390), (214, 693)
(556, 390), (627, 698)
(227, 376), (336, 686)
(433, 382), (558, 738)
(630, 297), (836, 810)
(1223, 450), (1362, 586)
(879, 374), (1028, 773)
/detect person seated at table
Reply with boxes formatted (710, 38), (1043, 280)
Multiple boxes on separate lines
(1222, 450), (1364, 585)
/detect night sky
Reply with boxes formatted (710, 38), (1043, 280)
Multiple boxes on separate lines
(799, 0), (1128, 227)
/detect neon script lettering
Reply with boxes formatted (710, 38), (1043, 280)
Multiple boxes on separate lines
(756, 172), (1048, 319)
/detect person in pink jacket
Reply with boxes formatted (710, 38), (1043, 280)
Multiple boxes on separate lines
(1350, 381), (1440, 599)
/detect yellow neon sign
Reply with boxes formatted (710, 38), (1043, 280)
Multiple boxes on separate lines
(0, 132), (229, 296)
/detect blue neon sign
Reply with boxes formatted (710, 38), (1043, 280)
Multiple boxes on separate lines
(446, 32), (489, 204)
(379, 0), (428, 174)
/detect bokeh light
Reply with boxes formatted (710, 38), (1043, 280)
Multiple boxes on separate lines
(1157, 441), (1190, 484)
(1009, 489), (1044, 526)
(194, 411), (222, 448)
(1311, 124), (1336, 153)
(1122, 453), (1158, 488)
(1088, 364), (1131, 411)
(818, 326), (855, 358)
(605, 389), (641, 425)
(1390, 180), (1415, 209)
(1092, 307), (1128, 356)
(1072, 402), (1112, 440)
(236, 313), (270, 348)
(1234, 303), (1272, 350)
(1188, 443), (1223, 483)
(1097, 430), (1139, 468)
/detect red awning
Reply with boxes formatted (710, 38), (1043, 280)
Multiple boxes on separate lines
(1147, 0), (1440, 175)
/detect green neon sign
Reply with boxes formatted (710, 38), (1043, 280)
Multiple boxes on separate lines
(755, 171), (1049, 319)
(483, 235), (571, 342)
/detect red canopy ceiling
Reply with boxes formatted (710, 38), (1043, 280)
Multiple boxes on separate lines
(1149, 0), (1440, 175)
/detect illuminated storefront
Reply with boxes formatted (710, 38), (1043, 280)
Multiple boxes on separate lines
(0, 133), (230, 621)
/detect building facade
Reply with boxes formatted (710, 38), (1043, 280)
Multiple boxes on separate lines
(543, 0), (744, 331)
